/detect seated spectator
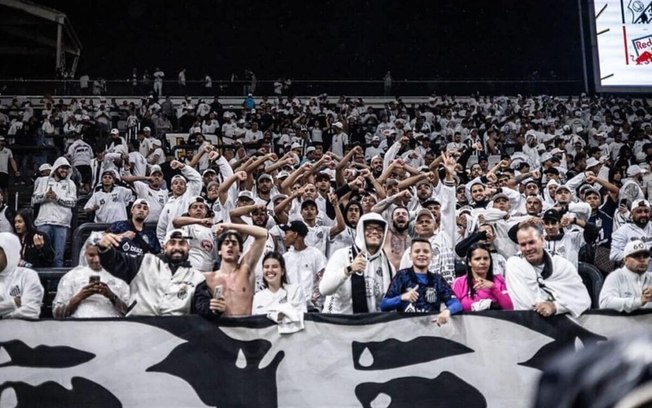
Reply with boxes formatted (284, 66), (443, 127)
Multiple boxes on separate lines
(0, 232), (44, 319)
(96, 228), (205, 316)
(106, 198), (161, 257)
(252, 252), (306, 333)
(381, 238), (462, 325)
(506, 221), (591, 317)
(599, 240), (652, 312)
(53, 234), (130, 318)
(452, 243), (513, 312)
(320, 213), (395, 314)
(13, 208), (54, 268)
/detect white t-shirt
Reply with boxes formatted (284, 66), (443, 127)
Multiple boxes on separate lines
(182, 223), (217, 273)
(133, 181), (169, 223)
(283, 247), (327, 309)
(84, 186), (134, 223)
(0, 147), (13, 174)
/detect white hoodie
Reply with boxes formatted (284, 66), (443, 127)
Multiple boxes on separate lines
(320, 213), (395, 313)
(0, 233), (44, 318)
(32, 156), (78, 227)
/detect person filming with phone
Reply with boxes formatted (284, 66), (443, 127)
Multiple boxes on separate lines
(53, 233), (129, 318)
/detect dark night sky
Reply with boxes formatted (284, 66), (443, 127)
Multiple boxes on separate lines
(13, 0), (585, 81)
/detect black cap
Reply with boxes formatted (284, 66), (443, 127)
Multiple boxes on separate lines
(280, 220), (309, 237)
(542, 209), (561, 222)
(301, 199), (318, 210)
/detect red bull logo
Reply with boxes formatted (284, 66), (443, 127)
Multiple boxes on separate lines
(633, 51), (652, 64)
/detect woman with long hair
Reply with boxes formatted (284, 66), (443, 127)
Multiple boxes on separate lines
(252, 252), (306, 333)
(452, 243), (513, 312)
(13, 208), (54, 268)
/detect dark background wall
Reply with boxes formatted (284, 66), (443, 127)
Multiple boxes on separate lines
(10, 0), (585, 82)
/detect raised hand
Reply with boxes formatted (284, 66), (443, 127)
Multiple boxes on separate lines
(401, 285), (419, 303)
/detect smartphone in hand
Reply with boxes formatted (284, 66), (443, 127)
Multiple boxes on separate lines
(89, 275), (101, 284)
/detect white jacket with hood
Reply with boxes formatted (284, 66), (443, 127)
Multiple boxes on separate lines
(32, 156), (78, 227)
(320, 213), (395, 314)
(0, 232), (44, 319)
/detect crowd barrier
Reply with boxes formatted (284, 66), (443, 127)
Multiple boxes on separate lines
(0, 311), (650, 407)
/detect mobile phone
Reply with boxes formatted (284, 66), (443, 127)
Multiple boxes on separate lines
(89, 275), (101, 284)
(214, 285), (224, 299)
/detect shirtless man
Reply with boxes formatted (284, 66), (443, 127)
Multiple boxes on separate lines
(383, 206), (411, 271)
(193, 222), (268, 317)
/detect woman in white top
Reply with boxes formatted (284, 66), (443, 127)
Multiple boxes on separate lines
(252, 252), (306, 333)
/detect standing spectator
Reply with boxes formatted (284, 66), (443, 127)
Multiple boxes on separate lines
(153, 67), (165, 97)
(178, 68), (187, 94)
(53, 234), (130, 318)
(83, 169), (133, 223)
(330, 122), (348, 157)
(0, 136), (19, 199)
(320, 213), (395, 313)
(106, 198), (161, 257)
(13, 208), (54, 268)
(66, 135), (94, 194)
(31, 157), (77, 267)
(0, 192), (13, 233)
(599, 239), (652, 312)
(123, 165), (169, 223)
(204, 74), (212, 95)
(383, 71), (392, 96)
(156, 160), (202, 244)
(79, 73), (90, 95)
(0, 232), (44, 319)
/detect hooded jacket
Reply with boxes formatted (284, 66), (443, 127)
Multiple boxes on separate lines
(32, 156), (78, 227)
(320, 213), (395, 313)
(0, 232), (44, 319)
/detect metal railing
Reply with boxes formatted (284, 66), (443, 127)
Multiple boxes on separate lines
(0, 78), (585, 97)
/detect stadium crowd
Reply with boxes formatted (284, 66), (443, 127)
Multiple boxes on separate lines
(0, 92), (651, 324)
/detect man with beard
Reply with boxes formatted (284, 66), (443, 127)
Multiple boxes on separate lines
(96, 228), (205, 316)
(156, 160), (202, 245)
(32, 157), (77, 267)
(53, 234), (130, 318)
(320, 213), (395, 313)
(255, 173), (275, 203)
(171, 196), (217, 273)
(599, 239), (652, 312)
(468, 182), (490, 209)
(195, 222), (269, 317)
(611, 199), (652, 271)
(540, 208), (599, 268)
(506, 221), (590, 318)
(230, 203), (277, 291)
(123, 165), (169, 223)
(525, 195), (544, 217)
(106, 199), (161, 257)
(382, 206), (411, 271)
(365, 140), (383, 164)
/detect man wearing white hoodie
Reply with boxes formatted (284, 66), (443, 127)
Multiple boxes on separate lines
(31, 157), (77, 267)
(0, 232), (44, 319)
(320, 213), (395, 313)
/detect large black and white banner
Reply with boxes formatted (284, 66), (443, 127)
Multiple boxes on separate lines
(0, 311), (650, 407)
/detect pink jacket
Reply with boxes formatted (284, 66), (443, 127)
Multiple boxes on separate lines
(452, 274), (514, 312)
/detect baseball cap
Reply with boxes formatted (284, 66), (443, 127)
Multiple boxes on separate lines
(492, 192), (510, 201)
(277, 171), (289, 179)
(556, 185), (572, 193)
(280, 220), (309, 237)
(171, 174), (187, 184)
(306, 146), (316, 153)
(416, 208), (436, 222)
(585, 157), (602, 168)
(237, 190), (255, 201)
(627, 164), (648, 177)
(143, 126), (151, 132)
(301, 199), (318, 210)
(623, 240), (650, 258)
(202, 168), (217, 177)
(631, 199), (650, 209)
(38, 163), (52, 172)
(371, 136), (380, 142)
(333, 121), (344, 129)
(257, 173), (273, 182)
(187, 196), (208, 209)
(150, 165), (163, 175)
(164, 228), (191, 243)
(131, 198), (149, 208)
(542, 209), (561, 222)
(291, 142), (302, 150)
(271, 193), (288, 203)
(110, 128), (119, 135)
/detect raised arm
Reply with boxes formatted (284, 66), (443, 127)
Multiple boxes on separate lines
(217, 171), (247, 205)
(215, 222), (268, 275)
(328, 193), (345, 238)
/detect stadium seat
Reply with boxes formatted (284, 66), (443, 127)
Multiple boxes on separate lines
(578, 262), (604, 309)
(37, 268), (69, 318)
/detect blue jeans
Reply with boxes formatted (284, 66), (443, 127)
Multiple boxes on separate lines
(39, 225), (69, 267)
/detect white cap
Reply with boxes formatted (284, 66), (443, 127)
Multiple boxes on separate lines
(623, 240), (650, 258)
(333, 121), (344, 129)
(38, 163), (52, 172)
(631, 198), (650, 209)
(150, 165), (163, 175)
(110, 128), (119, 135)
(237, 190), (255, 201)
(627, 165), (648, 177)
(291, 142), (302, 150)
(131, 198), (149, 208)
(143, 126), (151, 132)
(586, 157), (602, 168)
